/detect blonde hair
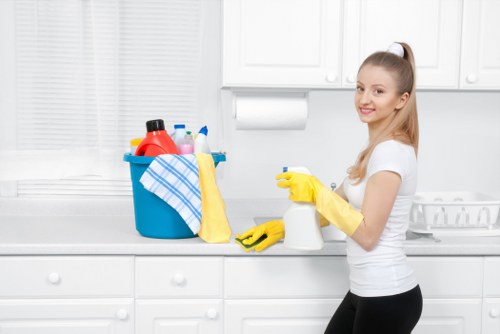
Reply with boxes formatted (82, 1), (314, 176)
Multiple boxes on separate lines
(348, 42), (419, 182)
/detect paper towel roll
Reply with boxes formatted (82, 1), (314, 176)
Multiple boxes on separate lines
(234, 94), (308, 130)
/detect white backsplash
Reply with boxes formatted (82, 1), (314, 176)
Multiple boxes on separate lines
(216, 90), (500, 200)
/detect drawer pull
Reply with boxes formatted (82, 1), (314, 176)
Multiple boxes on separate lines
(325, 74), (337, 83)
(490, 308), (500, 318)
(48, 272), (61, 284)
(116, 308), (129, 320)
(206, 308), (218, 320)
(346, 75), (356, 84)
(173, 273), (186, 286)
(466, 73), (478, 84)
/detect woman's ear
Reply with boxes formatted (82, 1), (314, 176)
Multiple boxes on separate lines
(396, 92), (410, 110)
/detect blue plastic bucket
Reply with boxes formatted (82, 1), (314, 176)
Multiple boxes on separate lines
(123, 153), (226, 239)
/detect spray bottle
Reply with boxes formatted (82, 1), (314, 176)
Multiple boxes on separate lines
(282, 166), (324, 250)
(194, 125), (211, 154)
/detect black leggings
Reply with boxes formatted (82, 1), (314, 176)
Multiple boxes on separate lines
(324, 285), (423, 334)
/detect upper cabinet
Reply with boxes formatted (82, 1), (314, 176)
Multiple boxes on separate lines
(222, 0), (343, 88)
(342, 0), (462, 89)
(223, 0), (500, 90)
(460, 0), (500, 89)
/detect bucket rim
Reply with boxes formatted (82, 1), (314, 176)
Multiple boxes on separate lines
(123, 152), (226, 164)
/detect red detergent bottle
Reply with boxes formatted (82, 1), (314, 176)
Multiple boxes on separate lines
(135, 119), (179, 156)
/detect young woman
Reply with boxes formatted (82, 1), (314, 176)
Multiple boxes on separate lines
(236, 42), (423, 333)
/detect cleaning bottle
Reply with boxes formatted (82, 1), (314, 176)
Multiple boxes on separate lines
(282, 166), (324, 250)
(194, 125), (211, 154)
(179, 131), (194, 154)
(135, 119), (180, 156)
(172, 124), (187, 152)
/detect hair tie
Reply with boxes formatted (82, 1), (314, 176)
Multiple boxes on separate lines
(387, 42), (404, 58)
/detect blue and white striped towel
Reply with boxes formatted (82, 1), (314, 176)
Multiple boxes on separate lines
(140, 154), (202, 234)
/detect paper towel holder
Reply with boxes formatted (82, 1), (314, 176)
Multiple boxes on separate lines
(231, 91), (309, 130)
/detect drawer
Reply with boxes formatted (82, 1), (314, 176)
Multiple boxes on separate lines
(0, 256), (134, 298)
(484, 257), (500, 297)
(409, 257), (483, 298)
(224, 256), (349, 298)
(135, 256), (223, 298)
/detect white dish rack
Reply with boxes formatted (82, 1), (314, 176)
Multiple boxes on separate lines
(409, 192), (500, 236)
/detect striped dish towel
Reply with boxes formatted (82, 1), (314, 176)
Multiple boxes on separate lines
(140, 154), (202, 234)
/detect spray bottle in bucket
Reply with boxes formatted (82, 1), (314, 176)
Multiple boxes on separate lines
(282, 166), (324, 250)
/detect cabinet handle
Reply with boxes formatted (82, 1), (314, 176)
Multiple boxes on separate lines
(325, 74), (337, 83)
(48, 272), (61, 284)
(116, 308), (129, 321)
(346, 75), (356, 84)
(173, 273), (186, 286)
(466, 73), (478, 84)
(206, 308), (218, 320)
(490, 308), (500, 318)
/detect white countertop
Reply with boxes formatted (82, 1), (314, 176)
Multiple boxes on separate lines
(1, 214), (500, 256)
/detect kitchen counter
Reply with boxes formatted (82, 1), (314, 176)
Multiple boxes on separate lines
(1, 214), (500, 256)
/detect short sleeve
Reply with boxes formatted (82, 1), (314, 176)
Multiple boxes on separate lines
(367, 140), (410, 179)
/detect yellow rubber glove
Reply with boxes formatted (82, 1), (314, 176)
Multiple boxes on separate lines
(235, 219), (285, 252)
(276, 172), (364, 237)
(275, 171), (324, 203)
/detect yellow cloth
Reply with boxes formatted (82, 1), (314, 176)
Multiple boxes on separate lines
(196, 153), (231, 243)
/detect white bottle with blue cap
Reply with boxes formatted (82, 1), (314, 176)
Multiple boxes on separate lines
(172, 124), (187, 152)
(282, 166), (324, 250)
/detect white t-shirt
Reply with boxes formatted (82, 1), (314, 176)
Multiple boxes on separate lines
(343, 140), (418, 297)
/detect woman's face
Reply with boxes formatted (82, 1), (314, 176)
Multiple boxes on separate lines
(355, 64), (408, 128)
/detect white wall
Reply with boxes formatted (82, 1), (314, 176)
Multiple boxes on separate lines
(217, 89), (500, 199)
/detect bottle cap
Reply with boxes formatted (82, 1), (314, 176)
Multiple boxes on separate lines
(198, 126), (208, 135)
(130, 138), (143, 146)
(283, 167), (288, 172)
(174, 124), (186, 129)
(146, 119), (165, 132)
(186, 131), (192, 135)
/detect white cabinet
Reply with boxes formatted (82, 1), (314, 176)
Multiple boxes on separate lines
(460, 0), (500, 89)
(0, 256), (134, 334)
(223, 0), (500, 90)
(342, 0), (463, 89)
(483, 258), (500, 334)
(0, 299), (134, 334)
(224, 256), (348, 334)
(0, 256), (133, 298)
(483, 299), (500, 334)
(225, 300), (340, 334)
(135, 256), (224, 334)
(224, 256), (350, 299)
(414, 299), (482, 334)
(410, 257), (483, 334)
(136, 300), (222, 334)
(222, 0), (343, 88)
(1, 254), (498, 333)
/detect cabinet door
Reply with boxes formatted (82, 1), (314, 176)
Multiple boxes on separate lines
(343, 0), (462, 89)
(225, 256), (349, 299)
(409, 257), (483, 298)
(136, 299), (222, 334)
(225, 299), (340, 334)
(223, 0), (342, 88)
(483, 298), (500, 334)
(460, 0), (500, 89)
(0, 299), (133, 334)
(484, 257), (500, 297)
(413, 299), (482, 334)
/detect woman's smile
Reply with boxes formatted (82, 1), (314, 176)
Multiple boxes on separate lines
(359, 107), (375, 116)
